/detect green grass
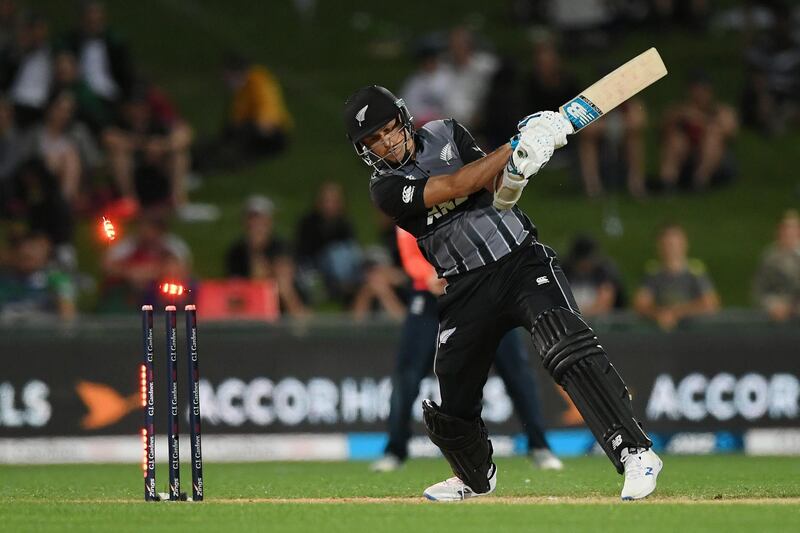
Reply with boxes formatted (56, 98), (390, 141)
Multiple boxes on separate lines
(6, 1), (799, 308)
(1, 456), (799, 532)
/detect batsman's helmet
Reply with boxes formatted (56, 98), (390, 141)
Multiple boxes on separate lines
(343, 85), (414, 170)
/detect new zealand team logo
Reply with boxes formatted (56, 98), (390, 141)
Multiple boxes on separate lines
(439, 143), (454, 164)
(355, 105), (368, 126)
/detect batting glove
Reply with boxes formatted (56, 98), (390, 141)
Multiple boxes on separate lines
(518, 110), (574, 149)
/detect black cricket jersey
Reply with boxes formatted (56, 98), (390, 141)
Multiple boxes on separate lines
(369, 119), (536, 278)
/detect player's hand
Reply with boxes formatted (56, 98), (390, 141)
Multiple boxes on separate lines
(518, 110), (574, 149)
(509, 128), (555, 178)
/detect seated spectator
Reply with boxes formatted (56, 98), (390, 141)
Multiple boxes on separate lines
(522, 32), (580, 167)
(480, 57), (523, 151)
(103, 85), (196, 218)
(225, 195), (309, 318)
(659, 71), (738, 191)
(562, 235), (626, 317)
(51, 49), (112, 134)
(740, 2), (800, 135)
(753, 210), (800, 322)
(296, 182), (405, 317)
(99, 212), (191, 311)
(440, 26), (498, 129)
(4, 159), (74, 269)
(0, 12), (52, 127)
(0, 95), (20, 187)
(350, 210), (408, 321)
(399, 38), (450, 127)
(578, 92), (647, 198)
(17, 90), (84, 205)
(194, 53), (291, 172)
(60, 0), (134, 106)
(0, 0), (20, 53)
(634, 223), (720, 330)
(0, 231), (75, 321)
(295, 182), (362, 303)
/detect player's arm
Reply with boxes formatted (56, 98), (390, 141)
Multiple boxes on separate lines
(422, 144), (511, 207)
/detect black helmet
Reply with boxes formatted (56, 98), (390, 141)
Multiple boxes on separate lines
(343, 85), (414, 170)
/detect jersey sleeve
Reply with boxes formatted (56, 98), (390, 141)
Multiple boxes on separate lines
(449, 119), (486, 164)
(369, 173), (429, 221)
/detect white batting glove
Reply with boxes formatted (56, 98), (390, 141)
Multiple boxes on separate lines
(494, 130), (555, 210)
(510, 128), (555, 178)
(518, 110), (574, 149)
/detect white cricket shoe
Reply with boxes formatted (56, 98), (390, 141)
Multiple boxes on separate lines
(370, 454), (402, 473)
(423, 464), (497, 502)
(530, 448), (564, 471)
(620, 447), (662, 501)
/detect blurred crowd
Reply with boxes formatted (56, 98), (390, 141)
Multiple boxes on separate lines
(0, 0), (799, 329)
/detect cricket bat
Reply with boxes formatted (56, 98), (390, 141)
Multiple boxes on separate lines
(559, 47), (667, 132)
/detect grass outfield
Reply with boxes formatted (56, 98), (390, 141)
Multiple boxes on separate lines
(1, 456), (798, 532)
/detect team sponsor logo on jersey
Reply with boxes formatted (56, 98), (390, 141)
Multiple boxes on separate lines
(536, 276), (550, 286)
(355, 105), (369, 126)
(402, 185), (414, 204)
(438, 327), (456, 346)
(426, 196), (467, 225)
(439, 142), (454, 164)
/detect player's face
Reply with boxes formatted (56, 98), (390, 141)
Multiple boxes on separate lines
(362, 118), (412, 163)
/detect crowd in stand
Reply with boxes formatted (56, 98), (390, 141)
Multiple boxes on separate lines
(0, 0), (798, 329)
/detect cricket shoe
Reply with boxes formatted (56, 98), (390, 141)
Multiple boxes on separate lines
(530, 448), (564, 471)
(370, 454), (402, 473)
(423, 463), (497, 502)
(620, 447), (662, 501)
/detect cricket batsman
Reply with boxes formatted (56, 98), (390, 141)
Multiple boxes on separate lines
(343, 85), (662, 501)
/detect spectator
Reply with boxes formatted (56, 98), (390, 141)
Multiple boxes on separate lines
(99, 212), (191, 311)
(0, 231), (75, 321)
(659, 71), (738, 191)
(440, 26), (498, 129)
(0, 12), (52, 127)
(522, 33), (580, 168)
(578, 94), (647, 198)
(634, 223), (720, 330)
(753, 210), (800, 322)
(399, 38), (450, 126)
(350, 211), (408, 321)
(102, 84), (196, 219)
(4, 159), (74, 268)
(225, 195), (310, 318)
(295, 182), (362, 303)
(51, 49), (111, 134)
(480, 57), (523, 150)
(562, 235), (626, 317)
(194, 53), (292, 172)
(60, 0), (134, 105)
(0, 0), (20, 53)
(740, 1), (800, 135)
(296, 182), (405, 317)
(17, 90), (84, 205)
(0, 95), (20, 186)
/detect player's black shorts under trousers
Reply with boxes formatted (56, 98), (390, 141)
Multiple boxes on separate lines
(435, 239), (578, 420)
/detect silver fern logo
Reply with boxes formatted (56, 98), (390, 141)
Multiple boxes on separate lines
(439, 142), (454, 164)
(355, 105), (368, 126)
